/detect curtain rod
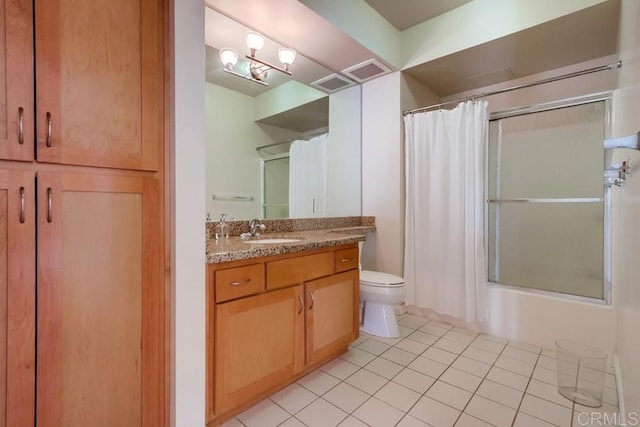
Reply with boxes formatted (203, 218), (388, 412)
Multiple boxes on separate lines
(255, 130), (328, 152)
(403, 60), (622, 116)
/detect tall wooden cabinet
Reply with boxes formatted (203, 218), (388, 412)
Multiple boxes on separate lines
(0, 0), (167, 425)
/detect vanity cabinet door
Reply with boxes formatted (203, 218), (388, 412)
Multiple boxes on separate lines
(215, 285), (305, 415)
(305, 269), (359, 365)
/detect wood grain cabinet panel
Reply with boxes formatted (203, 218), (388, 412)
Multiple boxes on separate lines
(36, 172), (163, 427)
(0, 0), (34, 162)
(34, 0), (163, 170)
(334, 247), (359, 273)
(215, 263), (264, 303)
(0, 170), (35, 426)
(266, 252), (333, 290)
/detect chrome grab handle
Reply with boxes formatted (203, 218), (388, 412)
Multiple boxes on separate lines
(298, 295), (304, 314)
(46, 112), (52, 147)
(19, 187), (25, 224)
(230, 279), (251, 286)
(341, 257), (354, 263)
(18, 107), (24, 144)
(47, 188), (52, 223)
(309, 291), (315, 310)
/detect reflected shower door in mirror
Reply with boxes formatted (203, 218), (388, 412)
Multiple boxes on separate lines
(204, 6), (361, 220)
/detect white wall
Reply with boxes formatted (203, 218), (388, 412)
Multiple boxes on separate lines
(326, 85), (362, 217)
(612, 0), (640, 417)
(361, 72), (404, 275)
(172, 1), (206, 426)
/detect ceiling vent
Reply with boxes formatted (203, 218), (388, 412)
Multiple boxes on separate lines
(342, 59), (391, 83)
(310, 73), (356, 93)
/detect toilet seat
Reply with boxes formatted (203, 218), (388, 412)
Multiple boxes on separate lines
(360, 270), (404, 287)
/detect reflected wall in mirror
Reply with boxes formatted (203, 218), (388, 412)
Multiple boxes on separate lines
(204, 6), (362, 221)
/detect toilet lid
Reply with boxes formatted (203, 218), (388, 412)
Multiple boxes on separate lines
(361, 270), (404, 287)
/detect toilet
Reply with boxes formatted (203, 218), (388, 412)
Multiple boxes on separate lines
(358, 242), (406, 338)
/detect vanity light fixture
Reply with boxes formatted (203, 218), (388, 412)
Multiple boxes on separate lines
(219, 32), (297, 86)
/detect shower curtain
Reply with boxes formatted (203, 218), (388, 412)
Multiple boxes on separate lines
(404, 101), (488, 323)
(289, 133), (328, 217)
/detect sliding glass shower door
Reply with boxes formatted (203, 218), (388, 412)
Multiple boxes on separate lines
(487, 100), (609, 301)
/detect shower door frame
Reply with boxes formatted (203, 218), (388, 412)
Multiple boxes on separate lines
(261, 152), (290, 219)
(485, 91), (613, 305)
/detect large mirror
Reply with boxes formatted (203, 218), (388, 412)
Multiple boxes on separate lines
(204, 7), (362, 221)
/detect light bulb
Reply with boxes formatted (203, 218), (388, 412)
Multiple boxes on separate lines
(246, 32), (265, 56)
(219, 48), (238, 70)
(278, 48), (296, 71)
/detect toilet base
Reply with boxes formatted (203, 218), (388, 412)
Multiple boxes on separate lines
(360, 301), (400, 338)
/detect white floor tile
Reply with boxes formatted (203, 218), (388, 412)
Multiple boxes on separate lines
(236, 399), (291, 427)
(440, 367), (483, 393)
(454, 413), (493, 427)
(469, 337), (506, 354)
(452, 326), (479, 337)
(502, 345), (540, 364)
(396, 415), (431, 426)
(297, 370), (341, 395)
(461, 346), (499, 365)
(536, 355), (557, 371)
(365, 357), (404, 379)
(374, 381), (422, 412)
(541, 347), (556, 358)
(603, 385), (619, 406)
(419, 323), (451, 337)
(380, 346), (418, 366)
(323, 382), (369, 413)
(532, 365), (557, 386)
(398, 325), (413, 337)
(450, 356), (492, 378)
(476, 379), (523, 409)
(345, 368), (388, 395)
(357, 338), (391, 356)
(477, 333), (509, 344)
(494, 354), (535, 377)
(408, 356), (449, 378)
(339, 348), (377, 367)
(270, 383), (318, 414)
(352, 397), (405, 427)
(407, 330), (439, 345)
(433, 338), (468, 354)
(392, 367), (437, 394)
(509, 341), (542, 354)
(526, 378), (573, 408)
(220, 417), (243, 427)
(409, 396), (461, 427)
(320, 357), (361, 380)
(370, 335), (403, 346)
(464, 395), (516, 427)
(519, 394), (573, 426)
(513, 412), (556, 427)
(279, 417), (307, 427)
(426, 380), (473, 411)
(443, 330), (476, 345)
(398, 316), (430, 329)
(422, 346), (458, 366)
(337, 416), (369, 427)
(296, 398), (348, 427)
(485, 366), (530, 392)
(349, 335), (369, 348)
(605, 373), (617, 389)
(395, 338), (430, 355)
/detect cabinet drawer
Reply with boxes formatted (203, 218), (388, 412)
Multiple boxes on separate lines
(334, 248), (358, 273)
(266, 252), (333, 290)
(215, 264), (265, 303)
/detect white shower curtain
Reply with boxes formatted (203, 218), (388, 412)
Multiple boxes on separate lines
(289, 133), (328, 217)
(403, 101), (488, 323)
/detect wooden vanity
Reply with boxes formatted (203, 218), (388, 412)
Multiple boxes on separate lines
(205, 239), (361, 425)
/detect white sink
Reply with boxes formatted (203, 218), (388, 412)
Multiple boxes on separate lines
(245, 238), (301, 244)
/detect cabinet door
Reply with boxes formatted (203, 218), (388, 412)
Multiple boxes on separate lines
(34, 0), (163, 170)
(215, 286), (305, 415)
(306, 270), (359, 365)
(36, 172), (164, 427)
(0, 0), (34, 161)
(0, 171), (35, 426)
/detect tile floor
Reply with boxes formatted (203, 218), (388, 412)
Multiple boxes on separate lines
(223, 314), (619, 427)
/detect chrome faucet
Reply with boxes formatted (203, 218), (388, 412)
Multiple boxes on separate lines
(248, 219), (266, 237)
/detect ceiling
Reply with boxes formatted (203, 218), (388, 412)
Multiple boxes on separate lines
(364, 0), (474, 31)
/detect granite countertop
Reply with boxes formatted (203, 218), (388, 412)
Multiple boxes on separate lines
(206, 226), (375, 264)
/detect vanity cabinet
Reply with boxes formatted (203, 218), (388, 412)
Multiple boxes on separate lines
(0, 0), (167, 425)
(207, 243), (360, 425)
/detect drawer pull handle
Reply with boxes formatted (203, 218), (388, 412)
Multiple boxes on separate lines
(47, 188), (53, 223)
(18, 107), (24, 144)
(46, 112), (52, 147)
(309, 291), (315, 310)
(230, 279), (251, 286)
(19, 186), (25, 223)
(341, 257), (354, 263)
(298, 295), (304, 314)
